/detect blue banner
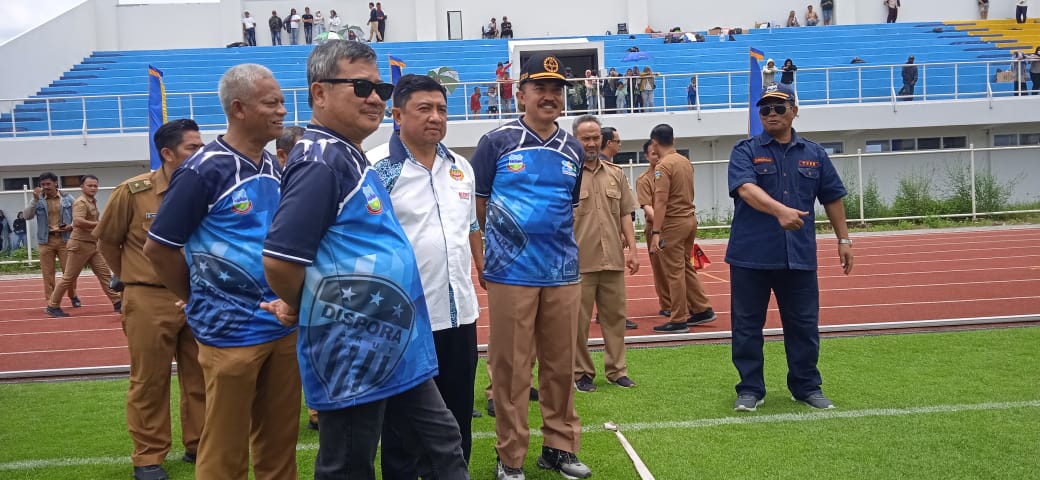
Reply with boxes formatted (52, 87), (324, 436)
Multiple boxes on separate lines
(148, 65), (167, 170)
(389, 55), (405, 131)
(748, 48), (764, 138)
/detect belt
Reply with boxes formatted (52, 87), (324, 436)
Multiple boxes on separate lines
(124, 282), (167, 289)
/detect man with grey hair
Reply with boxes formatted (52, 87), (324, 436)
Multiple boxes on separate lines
(262, 41), (468, 479)
(275, 125), (305, 168)
(143, 63), (300, 480)
(571, 115), (640, 394)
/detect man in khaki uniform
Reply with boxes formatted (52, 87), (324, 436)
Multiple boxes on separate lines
(95, 119), (206, 480)
(635, 140), (671, 317)
(571, 115), (640, 393)
(46, 175), (121, 317)
(22, 172), (78, 309)
(648, 123), (715, 334)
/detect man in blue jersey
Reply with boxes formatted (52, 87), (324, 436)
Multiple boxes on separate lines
(472, 52), (592, 480)
(261, 41), (467, 480)
(143, 64), (301, 480)
(369, 74), (484, 477)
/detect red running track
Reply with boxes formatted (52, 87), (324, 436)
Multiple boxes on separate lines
(1, 226), (1038, 376)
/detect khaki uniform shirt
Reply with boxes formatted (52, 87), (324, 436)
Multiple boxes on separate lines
(93, 170), (169, 286)
(70, 194), (100, 242)
(636, 168), (655, 234)
(46, 194), (63, 233)
(574, 160), (638, 273)
(654, 152), (696, 219)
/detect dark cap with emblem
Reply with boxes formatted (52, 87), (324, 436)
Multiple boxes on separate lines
(519, 52), (568, 86)
(757, 83), (796, 106)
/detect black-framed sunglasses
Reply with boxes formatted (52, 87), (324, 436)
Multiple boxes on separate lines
(758, 104), (790, 116)
(318, 78), (395, 100)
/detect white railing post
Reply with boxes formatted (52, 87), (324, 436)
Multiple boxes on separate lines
(46, 98), (52, 136)
(188, 92), (195, 118)
(23, 187), (34, 263)
(659, 74), (666, 112)
(969, 143), (977, 220)
(825, 68), (831, 104)
(857, 67), (863, 103)
(117, 95), (124, 133)
(10, 101), (16, 138)
(954, 63), (959, 99)
(857, 148), (865, 223)
(695, 74), (702, 120)
(727, 72), (733, 108)
(80, 97), (88, 136)
(921, 64), (927, 101)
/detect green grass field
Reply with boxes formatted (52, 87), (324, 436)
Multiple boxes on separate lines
(2, 327), (1038, 479)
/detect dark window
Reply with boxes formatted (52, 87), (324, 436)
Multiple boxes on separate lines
(917, 137), (941, 150)
(819, 142), (844, 155)
(891, 139), (916, 151)
(2, 178), (32, 191)
(994, 134), (1018, 146)
(61, 175), (82, 188)
(1019, 133), (1040, 145)
(865, 140), (890, 153)
(614, 152), (640, 164)
(942, 136), (967, 149)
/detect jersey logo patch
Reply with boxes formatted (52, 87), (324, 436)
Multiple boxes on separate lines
(561, 160), (577, 177)
(231, 189), (253, 214)
(799, 160), (819, 168)
(506, 153), (525, 173)
(363, 185), (383, 215)
(753, 157), (774, 164)
(449, 164), (465, 181)
(458, 191), (471, 200)
(654, 169), (661, 179)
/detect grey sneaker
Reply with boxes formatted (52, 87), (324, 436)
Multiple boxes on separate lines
(794, 392), (835, 409)
(537, 446), (592, 479)
(734, 393), (764, 412)
(687, 308), (717, 326)
(574, 374), (596, 393)
(497, 459), (525, 480)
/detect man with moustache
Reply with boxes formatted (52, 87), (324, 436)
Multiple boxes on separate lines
(262, 41), (467, 479)
(22, 171), (79, 311)
(144, 64), (300, 479)
(95, 119), (207, 480)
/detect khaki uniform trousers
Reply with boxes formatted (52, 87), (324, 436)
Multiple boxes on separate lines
(122, 285), (206, 466)
(48, 238), (121, 308)
(644, 226), (671, 311)
(487, 281), (581, 468)
(39, 233), (76, 302)
(575, 271), (628, 381)
(660, 215), (712, 325)
(195, 332), (301, 480)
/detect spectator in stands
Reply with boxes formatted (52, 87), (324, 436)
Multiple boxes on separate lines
(978, 0), (990, 19)
(501, 16), (514, 38)
(787, 10), (801, 27)
(687, 76), (698, 109)
(616, 70), (630, 112)
(144, 63), (299, 480)
(602, 67), (619, 113)
(22, 172), (79, 310)
(46, 174), (122, 318)
(288, 8), (301, 45)
(821, 0), (835, 25)
(302, 7), (314, 44)
(0, 210), (10, 256)
(762, 58), (779, 86)
(314, 10), (324, 37)
(470, 86), (482, 119)
(1016, 0), (1028, 23)
(487, 85), (500, 118)
(242, 11), (257, 46)
(781, 58), (798, 86)
(806, 5), (820, 25)
(629, 67), (643, 112)
(1030, 46), (1040, 94)
(639, 66), (657, 112)
(486, 18), (499, 38)
(885, 0), (900, 23)
(12, 212), (27, 252)
(585, 69), (600, 112)
(497, 61), (515, 114)
(1012, 51), (1030, 95)
(328, 10), (342, 34)
(367, 3), (382, 42)
(269, 10), (283, 45)
(900, 55), (918, 100)
(377, 2), (387, 41)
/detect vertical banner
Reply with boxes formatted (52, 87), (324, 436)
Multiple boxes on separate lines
(748, 48), (764, 138)
(148, 65), (167, 170)
(388, 55), (406, 131)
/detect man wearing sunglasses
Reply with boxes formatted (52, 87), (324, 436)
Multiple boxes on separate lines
(472, 52), (591, 480)
(726, 83), (854, 413)
(262, 41), (467, 480)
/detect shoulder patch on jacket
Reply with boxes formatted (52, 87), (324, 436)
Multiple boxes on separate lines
(127, 179), (153, 194)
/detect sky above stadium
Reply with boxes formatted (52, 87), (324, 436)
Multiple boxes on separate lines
(0, 0), (200, 44)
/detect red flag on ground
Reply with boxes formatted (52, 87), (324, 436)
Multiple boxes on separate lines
(692, 243), (711, 270)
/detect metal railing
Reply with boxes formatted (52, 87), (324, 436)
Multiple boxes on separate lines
(2, 59), (1036, 137)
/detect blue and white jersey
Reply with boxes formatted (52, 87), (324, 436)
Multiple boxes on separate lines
(471, 119), (584, 287)
(148, 137), (292, 348)
(263, 125), (437, 410)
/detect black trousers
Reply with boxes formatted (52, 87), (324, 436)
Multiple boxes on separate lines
(887, 7), (898, 23)
(315, 379), (468, 480)
(1016, 5), (1027, 23)
(381, 323), (478, 479)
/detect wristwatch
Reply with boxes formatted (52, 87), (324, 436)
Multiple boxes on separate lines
(837, 238), (853, 246)
(651, 230), (661, 235)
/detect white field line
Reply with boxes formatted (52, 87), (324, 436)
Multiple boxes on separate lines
(2, 400), (1036, 471)
(0, 328), (123, 337)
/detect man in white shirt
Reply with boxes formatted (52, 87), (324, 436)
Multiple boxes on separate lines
(369, 74), (484, 478)
(241, 11), (256, 46)
(288, 8), (301, 45)
(327, 10), (342, 33)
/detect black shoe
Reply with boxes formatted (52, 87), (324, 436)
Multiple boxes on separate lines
(529, 387), (539, 401)
(687, 308), (717, 326)
(113, 301), (122, 314)
(45, 306), (69, 318)
(182, 451), (196, 464)
(71, 297), (82, 308)
(487, 399), (496, 417)
(625, 319), (638, 329)
(609, 376), (636, 388)
(652, 321), (689, 333)
(307, 420), (319, 430)
(133, 465), (169, 480)
(574, 374), (596, 393)
(659, 309), (671, 317)
(536, 446), (592, 478)
(472, 409), (483, 418)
